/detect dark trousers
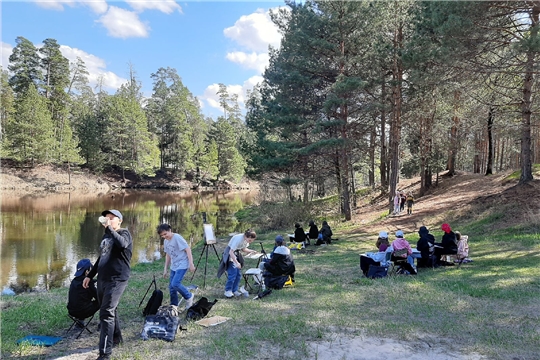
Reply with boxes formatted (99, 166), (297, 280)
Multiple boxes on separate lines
(69, 300), (100, 320)
(97, 280), (128, 357)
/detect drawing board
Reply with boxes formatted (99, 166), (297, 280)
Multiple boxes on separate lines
(203, 223), (217, 244)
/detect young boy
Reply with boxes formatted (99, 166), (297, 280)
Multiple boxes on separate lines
(157, 224), (195, 310)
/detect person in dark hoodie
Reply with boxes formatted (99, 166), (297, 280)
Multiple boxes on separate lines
(436, 223), (458, 255)
(264, 235), (296, 280)
(293, 222), (308, 245)
(308, 220), (319, 243)
(318, 220), (333, 245)
(416, 226), (436, 268)
(67, 258), (100, 321)
(83, 210), (132, 360)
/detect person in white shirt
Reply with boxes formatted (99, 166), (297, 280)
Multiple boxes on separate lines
(157, 224), (195, 310)
(219, 229), (257, 298)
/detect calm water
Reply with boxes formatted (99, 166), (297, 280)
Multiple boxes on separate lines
(0, 190), (256, 292)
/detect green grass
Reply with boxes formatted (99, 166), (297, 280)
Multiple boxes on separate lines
(2, 217), (540, 359)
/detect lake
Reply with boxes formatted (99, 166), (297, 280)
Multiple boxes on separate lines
(0, 190), (257, 292)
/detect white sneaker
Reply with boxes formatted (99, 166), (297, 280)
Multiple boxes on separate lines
(185, 295), (194, 310)
(239, 286), (249, 295)
(233, 291), (242, 297)
(224, 290), (234, 298)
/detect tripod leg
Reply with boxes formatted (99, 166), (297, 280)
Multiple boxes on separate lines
(190, 244), (207, 283)
(203, 243), (210, 288)
(211, 244), (221, 262)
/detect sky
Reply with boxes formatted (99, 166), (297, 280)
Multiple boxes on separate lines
(1, 0), (287, 118)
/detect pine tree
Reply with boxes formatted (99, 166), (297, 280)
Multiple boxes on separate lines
(7, 84), (56, 165)
(0, 68), (15, 157)
(8, 36), (42, 95)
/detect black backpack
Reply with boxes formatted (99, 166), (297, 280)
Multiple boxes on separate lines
(140, 276), (164, 316)
(186, 297), (217, 321)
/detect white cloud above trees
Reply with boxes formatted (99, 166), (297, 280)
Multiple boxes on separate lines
(59, 45), (128, 90)
(34, 0), (107, 13)
(201, 75), (263, 112)
(223, 9), (281, 52)
(1, 42), (13, 69)
(96, 6), (150, 39)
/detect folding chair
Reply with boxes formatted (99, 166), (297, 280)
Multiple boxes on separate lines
(243, 268), (263, 292)
(66, 313), (95, 339)
(389, 249), (410, 275)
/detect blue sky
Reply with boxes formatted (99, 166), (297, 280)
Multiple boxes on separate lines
(1, 1), (286, 118)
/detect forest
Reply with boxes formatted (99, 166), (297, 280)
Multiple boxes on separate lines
(1, 1), (539, 220)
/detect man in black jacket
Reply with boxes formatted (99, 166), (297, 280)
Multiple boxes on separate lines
(83, 210), (132, 360)
(263, 235), (296, 285)
(67, 258), (100, 320)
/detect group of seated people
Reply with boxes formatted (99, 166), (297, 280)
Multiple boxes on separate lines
(291, 220), (333, 246)
(371, 223), (463, 272)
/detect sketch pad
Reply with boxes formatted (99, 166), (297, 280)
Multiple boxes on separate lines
(195, 316), (231, 327)
(203, 224), (217, 244)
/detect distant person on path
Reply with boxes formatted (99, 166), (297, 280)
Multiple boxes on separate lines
(217, 229), (257, 298)
(406, 193), (414, 215)
(393, 191), (401, 214)
(375, 231), (390, 252)
(67, 258), (100, 321)
(400, 192), (407, 212)
(84, 210), (132, 360)
(157, 223), (195, 310)
(308, 220), (319, 243)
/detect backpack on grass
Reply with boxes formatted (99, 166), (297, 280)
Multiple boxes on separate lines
(140, 275), (164, 316)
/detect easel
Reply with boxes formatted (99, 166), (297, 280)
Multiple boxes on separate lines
(190, 214), (221, 288)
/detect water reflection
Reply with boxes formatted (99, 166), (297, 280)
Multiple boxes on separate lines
(0, 190), (256, 292)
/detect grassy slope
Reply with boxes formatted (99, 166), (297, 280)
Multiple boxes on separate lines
(2, 177), (540, 360)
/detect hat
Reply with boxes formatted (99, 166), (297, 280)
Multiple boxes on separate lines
(101, 209), (123, 221)
(275, 235), (285, 245)
(395, 230), (404, 237)
(75, 258), (92, 277)
(441, 223), (451, 233)
(379, 231), (388, 238)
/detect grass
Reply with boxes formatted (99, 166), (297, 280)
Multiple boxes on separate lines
(2, 218), (540, 359)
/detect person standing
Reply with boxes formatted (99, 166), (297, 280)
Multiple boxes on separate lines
(393, 191), (401, 214)
(157, 223), (195, 310)
(406, 193), (414, 215)
(84, 210), (132, 360)
(217, 229), (257, 298)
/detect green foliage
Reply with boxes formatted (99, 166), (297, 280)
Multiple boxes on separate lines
(7, 83), (56, 164)
(8, 36), (42, 94)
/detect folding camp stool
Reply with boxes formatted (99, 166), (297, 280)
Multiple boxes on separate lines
(242, 268), (263, 292)
(66, 313), (95, 339)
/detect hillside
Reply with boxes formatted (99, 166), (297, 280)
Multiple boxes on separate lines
(350, 171), (540, 237)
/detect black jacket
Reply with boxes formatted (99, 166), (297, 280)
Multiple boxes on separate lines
(294, 227), (306, 243)
(67, 275), (98, 318)
(264, 247), (295, 277)
(442, 231), (458, 253)
(320, 224), (333, 242)
(417, 227), (436, 259)
(87, 226), (133, 282)
(308, 225), (319, 239)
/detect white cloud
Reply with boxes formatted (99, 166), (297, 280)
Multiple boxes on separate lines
(84, 0), (108, 14)
(60, 45), (128, 90)
(125, 0), (182, 14)
(225, 51), (269, 73)
(96, 6), (150, 39)
(1, 42), (13, 70)
(200, 75), (263, 112)
(34, 0), (75, 11)
(224, 8), (281, 52)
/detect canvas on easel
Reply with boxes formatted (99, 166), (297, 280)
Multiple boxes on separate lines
(203, 224), (217, 244)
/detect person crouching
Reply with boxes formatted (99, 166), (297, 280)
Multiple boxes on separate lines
(263, 235), (296, 289)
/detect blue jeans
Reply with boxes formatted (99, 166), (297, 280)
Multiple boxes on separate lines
(225, 261), (241, 292)
(169, 268), (192, 306)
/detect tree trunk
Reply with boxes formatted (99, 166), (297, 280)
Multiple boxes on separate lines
(519, 4), (538, 184)
(389, 23), (403, 213)
(447, 90), (460, 176)
(485, 106), (494, 175)
(369, 123), (376, 188)
(380, 70), (388, 190)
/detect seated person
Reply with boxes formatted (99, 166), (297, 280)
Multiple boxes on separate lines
(316, 221), (333, 245)
(263, 235), (296, 288)
(308, 220), (319, 242)
(293, 222), (308, 245)
(375, 231), (390, 252)
(416, 226), (436, 268)
(67, 258), (100, 320)
(435, 223), (458, 257)
(391, 230), (417, 275)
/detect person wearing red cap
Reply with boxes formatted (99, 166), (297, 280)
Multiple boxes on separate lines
(84, 209), (132, 360)
(434, 223), (458, 263)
